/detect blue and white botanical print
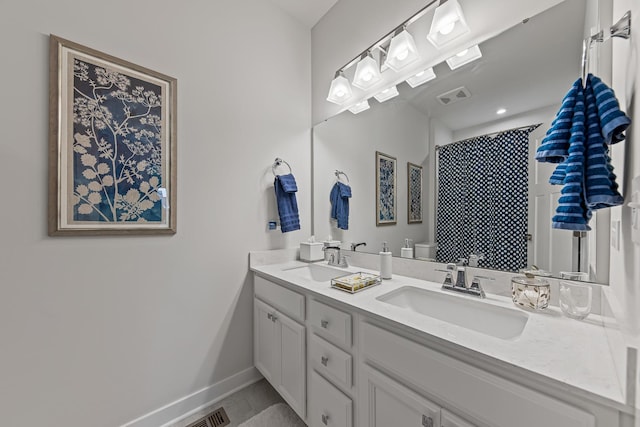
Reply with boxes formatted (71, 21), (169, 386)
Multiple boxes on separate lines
(408, 164), (422, 222)
(378, 156), (395, 222)
(71, 57), (164, 223)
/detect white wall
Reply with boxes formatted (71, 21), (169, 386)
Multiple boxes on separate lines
(0, 1), (311, 426)
(314, 100), (429, 255)
(610, 0), (640, 339)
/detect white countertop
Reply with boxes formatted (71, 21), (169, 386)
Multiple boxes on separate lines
(251, 258), (628, 411)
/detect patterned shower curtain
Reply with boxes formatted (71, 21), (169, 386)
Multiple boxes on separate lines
(435, 127), (538, 271)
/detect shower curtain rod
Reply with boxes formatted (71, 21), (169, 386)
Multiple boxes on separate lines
(434, 123), (542, 150)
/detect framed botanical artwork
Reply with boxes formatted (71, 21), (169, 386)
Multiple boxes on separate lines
(376, 151), (397, 226)
(407, 162), (423, 223)
(48, 35), (177, 236)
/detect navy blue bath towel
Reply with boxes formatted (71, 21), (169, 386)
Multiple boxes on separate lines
(274, 173), (300, 233)
(330, 182), (352, 230)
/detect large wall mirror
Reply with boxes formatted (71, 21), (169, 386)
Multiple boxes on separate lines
(313, 0), (610, 283)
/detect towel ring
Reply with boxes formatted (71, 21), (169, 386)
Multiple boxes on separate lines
(335, 170), (350, 184)
(272, 158), (292, 176)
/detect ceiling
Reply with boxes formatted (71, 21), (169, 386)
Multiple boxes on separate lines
(268, 0), (338, 28)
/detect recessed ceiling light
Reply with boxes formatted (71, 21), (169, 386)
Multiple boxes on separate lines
(496, 108), (507, 115)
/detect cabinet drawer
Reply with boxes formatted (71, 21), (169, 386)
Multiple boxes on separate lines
(254, 275), (305, 322)
(309, 299), (352, 347)
(310, 333), (352, 389)
(309, 370), (352, 427)
(361, 322), (595, 427)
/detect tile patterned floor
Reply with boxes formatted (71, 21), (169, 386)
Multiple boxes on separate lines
(169, 379), (305, 427)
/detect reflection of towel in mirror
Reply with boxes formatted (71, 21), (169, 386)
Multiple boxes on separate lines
(274, 174), (300, 233)
(330, 182), (352, 230)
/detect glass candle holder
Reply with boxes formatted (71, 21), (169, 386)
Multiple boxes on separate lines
(511, 275), (550, 310)
(559, 281), (592, 320)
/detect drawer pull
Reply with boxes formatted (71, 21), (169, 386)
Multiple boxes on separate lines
(321, 356), (329, 366)
(267, 312), (278, 322)
(321, 413), (329, 425)
(422, 415), (433, 427)
(321, 320), (329, 328)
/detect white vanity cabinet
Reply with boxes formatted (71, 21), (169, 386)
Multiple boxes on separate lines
(359, 321), (599, 427)
(252, 270), (625, 427)
(253, 276), (306, 419)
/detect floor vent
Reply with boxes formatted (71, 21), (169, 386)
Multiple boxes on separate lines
(437, 86), (471, 105)
(185, 407), (230, 427)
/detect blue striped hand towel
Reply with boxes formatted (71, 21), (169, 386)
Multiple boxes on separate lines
(590, 75), (631, 144)
(535, 78), (581, 163)
(584, 76), (624, 209)
(552, 82), (592, 231)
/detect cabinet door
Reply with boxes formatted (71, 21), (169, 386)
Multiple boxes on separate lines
(309, 370), (352, 427)
(254, 299), (280, 384)
(360, 365), (440, 427)
(441, 409), (476, 427)
(277, 310), (306, 419)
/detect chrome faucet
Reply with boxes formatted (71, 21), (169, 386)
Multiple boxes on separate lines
(436, 259), (489, 298)
(323, 246), (349, 267)
(351, 242), (367, 251)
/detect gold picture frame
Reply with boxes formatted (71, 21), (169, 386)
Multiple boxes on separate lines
(48, 35), (177, 235)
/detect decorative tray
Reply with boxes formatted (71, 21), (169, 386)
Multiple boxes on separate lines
(330, 272), (381, 294)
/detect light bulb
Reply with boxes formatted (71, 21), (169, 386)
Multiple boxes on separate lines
(336, 89), (345, 98)
(439, 21), (456, 35)
(362, 72), (373, 82)
(457, 49), (469, 57)
(396, 48), (409, 61)
(415, 71), (425, 77)
(496, 108), (507, 115)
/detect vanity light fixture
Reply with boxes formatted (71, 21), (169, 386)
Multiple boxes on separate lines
(496, 108), (507, 115)
(374, 85), (399, 103)
(383, 28), (420, 72)
(427, 0), (470, 48)
(446, 44), (482, 70)
(406, 67), (437, 88)
(349, 99), (371, 114)
(352, 53), (382, 90)
(326, 71), (354, 105)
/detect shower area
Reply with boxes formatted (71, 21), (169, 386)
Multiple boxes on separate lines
(435, 125), (539, 271)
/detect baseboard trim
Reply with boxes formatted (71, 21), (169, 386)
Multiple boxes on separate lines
(120, 367), (263, 427)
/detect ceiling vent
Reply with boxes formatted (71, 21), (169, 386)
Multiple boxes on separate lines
(437, 86), (471, 105)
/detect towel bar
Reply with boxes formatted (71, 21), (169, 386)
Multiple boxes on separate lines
(582, 10), (631, 87)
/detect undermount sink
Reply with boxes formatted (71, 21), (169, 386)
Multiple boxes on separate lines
(283, 264), (347, 282)
(377, 286), (529, 340)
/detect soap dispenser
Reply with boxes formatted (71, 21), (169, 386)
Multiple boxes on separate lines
(400, 238), (414, 259)
(380, 242), (392, 279)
